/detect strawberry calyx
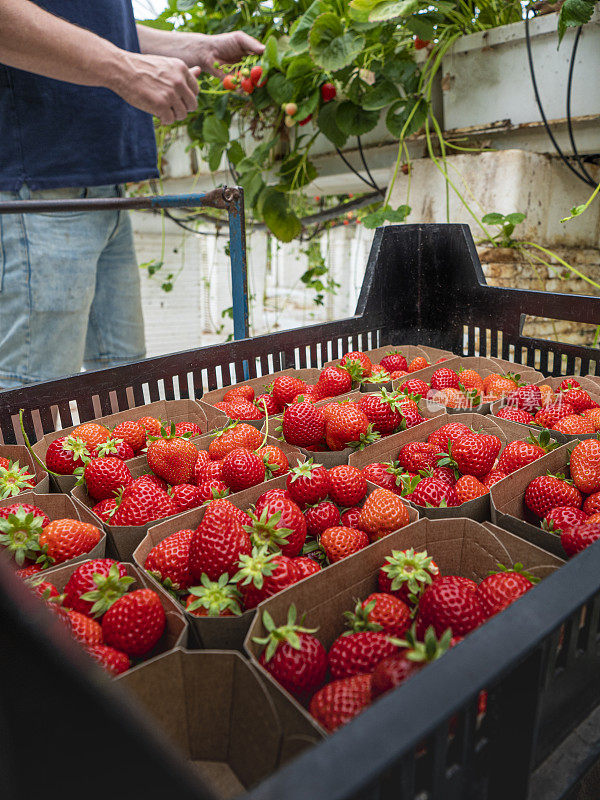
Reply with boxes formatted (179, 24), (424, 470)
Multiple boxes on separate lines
(381, 547), (439, 602)
(302, 539), (328, 565)
(95, 437), (126, 458)
(79, 564), (135, 618)
(0, 508), (45, 566)
(244, 507), (294, 552)
(288, 458), (319, 483)
(361, 370), (391, 385)
(390, 624), (452, 663)
(341, 358), (367, 384)
(525, 429), (558, 453)
(210, 420), (240, 440)
(187, 573), (242, 616)
(488, 561), (540, 584)
(348, 424), (382, 452)
(30, 578), (65, 604)
(147, 421), (192, 443)
(547, 471), (573, 485)
(343, 599), (383, 634)
(252, 605), (318, 662)
(398, 474), (421, 497)
(435, 442), (460, 479)
(233, 545), (279, 590)
(0, 461), (37, 499)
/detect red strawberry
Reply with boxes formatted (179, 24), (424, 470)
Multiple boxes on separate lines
(555, 415), (596, 435)
(83, 457), (132, 501)
(195, 458), (224, 485)
(0, 502), (49, 525)
(561, 522), (600, 557)
(428, 466), (457, 486)
(524, 474), (582, 518)
(309, 673), (372, 732)
(316, 365), (352, 399)
(223, 385), (255, 403)
(304, 501), (340, 537)
(221, 447), (265, 492)
(189, 500), (252, 581)
(234, 546), (299, 608)
(112, 485), (179, 526)
(452, 434), (502, 478)
(380, 351), (408, 373)
(398, 442), (441, 473)
(255, 487), (292, 515)
(64, 609), (104, 646)
(46, 435), (91, 474)
(29, 578), (60, 600)
(455, 475), (488, 503)
(417, 576), (485, 637)
(543, 505), (588, 533)
(15, 563), (43, 578)
(246, 496), (307, 557)
(361, 462), (402, 492)
(92, 497), (119, 522)
(398, 378), (430, 397)
(411, 477), (460, 508)
(340, 507), (362, 528)
(293, 556), (322, 579)
(570, 439), (600, 494)
(371, 627), (452, 699)
(64, 560), (133, 616)
(146, 427), (198, 485)
(328, 465), (367, 506)
(170, 483), (202, 512)
(482, 469), (507, 488)
(227, 400), (264, 421)
(174, 421), (204, 438)
(258, 444), (289, 479)
(320, 526), (369, 562)
(583, 492), (600, 515)
(494, 407), (534, 424)
(254, 606), (327, 699)
(427, 422), (471, 453)
(137, 416), (162, 437)
(102, 588), (166, 656)
(430, 368), (459, 390)
(38, 519), (103, 566)
(340, 351), (372, 379)
(396, 396), (425, 428)
(325, 405), (372, 451)
(112, 421), (147, 453)
(272, 376), (308, 408)
(185, 573), (242, 617)
(560, 388), (595, 412)
(559, 378), (581, 390)
(122, 474), (168, 496)
(358, 488), (410, 541)
(255, 393), (281, 416)
(196, 479), (230, 503)
(94, 437), (135, 461)
(286, 460), (330, 507)
(193, 450), (210, 475)
(497, 432), (553, 475)
(85, 643), (130, 675)
(378, 548), (440, 605)
(328, 630), (396, 680)
(533, 402), (576, 429)
(144, 528), (195, 592)
(507, 385), (542, 414)
(476, 565), (535, 617)
(358, 391), (404, 435)
(354, 593), (411, 637)
(282, 402), (325, 447)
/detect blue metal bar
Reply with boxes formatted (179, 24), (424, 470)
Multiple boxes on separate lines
(227, 188), (250, 345)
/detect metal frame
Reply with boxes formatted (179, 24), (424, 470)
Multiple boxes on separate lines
(2, 224), (600, 800)
(0, 185), (249, 342)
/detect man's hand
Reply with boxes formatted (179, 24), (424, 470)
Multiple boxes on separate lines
(113, 53), (201, 125)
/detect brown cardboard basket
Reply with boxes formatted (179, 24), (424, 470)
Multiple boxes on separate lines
(116, 648), (322, 800)
(135, 475), (417, 651)
(0, 491), (106, 571)
(490, 442), (578, 558)
(245, 516), (564, 735)
(31, 399), (223, 494)
(0, 444), (49, 495)
(39, 559), (188, 659)
(393, 356), (543, 416)
(489, 375), (600, 443)
(349, 413), (507, 521)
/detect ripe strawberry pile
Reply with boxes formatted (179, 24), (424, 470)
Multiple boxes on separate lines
(24, 558), (168, 676)
(208, 350), (449, 422)
(397, 367), (533, 411)
(254, 548), (537, 732)
(495, 378), (600, 435)
(361, 423), (555, 507)
(143, 463), (411, 615)
(0, 503), (102, 574)
(79, 423), (291, 527)
(42, 417), (205, 476)
(524, 438), (600, 557)
(0, 456), (37, 499)
(279, 391), (427, 452)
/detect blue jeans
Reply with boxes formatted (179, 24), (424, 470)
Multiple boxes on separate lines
(0, 184), (146, 388)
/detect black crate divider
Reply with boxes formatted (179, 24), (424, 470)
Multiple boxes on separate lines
(2, 223), (600, 800)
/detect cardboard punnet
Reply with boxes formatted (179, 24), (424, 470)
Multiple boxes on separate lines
(245, 516), (564, 735)
(324, 343), (456, 372)
(0, 491), (106, 569)
(116, 648), (322, 799)
(489, 375), (600, 443)
(135, 475), (417, 651)
(349, 413), (508, 521)
(265, 393), (445, 468)
(393, 356), (544, 416)
(0, 444), (49, 495)
(39, 559), (189, 656)
(30, 399), (224, 494)
(490, 442), (578, 558)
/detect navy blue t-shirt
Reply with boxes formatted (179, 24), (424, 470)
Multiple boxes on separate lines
(0, 1), (159, 190)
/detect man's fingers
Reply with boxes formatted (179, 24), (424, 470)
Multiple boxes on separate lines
(160, 108), (175, 126)
(171, 96), (189, 121)
(236, 31), (265, 55)
(185, 66), (201, 93)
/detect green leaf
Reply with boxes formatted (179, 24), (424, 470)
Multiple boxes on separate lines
(238, 170), (264, 207)
(481, 212), (506, 225)
(317, 102), (348, 147)
(369, 0), (420, 21)
(294, 89), (320, 121)
(289, 0), (328, 52)
(406, 15), (435, 39)
(264, 35), (280, 68)
(267, 73), (295, 106)
(261, 189), (303, 242)
(278, 153), (318, 189)
(336, 101), (379, 135)
(504, 212), (526, 225)
(208, 143), (225, 172)
(558, 0), (596, 43)
(286, 54), (315, 81)
(309, 13), (365, 71)
(349, 0), (377, 22)
(385, 97), (427, 138)
(177, 0), (197, 9)
(202, 115), (229, 145)
(382, 57), (418, 85)
(362, 80), (400, 110)
(362, 203), (411, 228)
(227, 141), (245, 167)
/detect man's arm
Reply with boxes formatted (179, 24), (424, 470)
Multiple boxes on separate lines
(0, 0), (200, 124)
(137, 26), (264, 77)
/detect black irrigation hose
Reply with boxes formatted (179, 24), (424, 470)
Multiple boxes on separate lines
(566, 26), (597, 185)
(334, 146), (380, 191)
(356, 136), (384, 194)
(524, 13), (596, 188)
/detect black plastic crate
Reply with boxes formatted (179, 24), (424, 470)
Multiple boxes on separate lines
(2, 223), (600, 800)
